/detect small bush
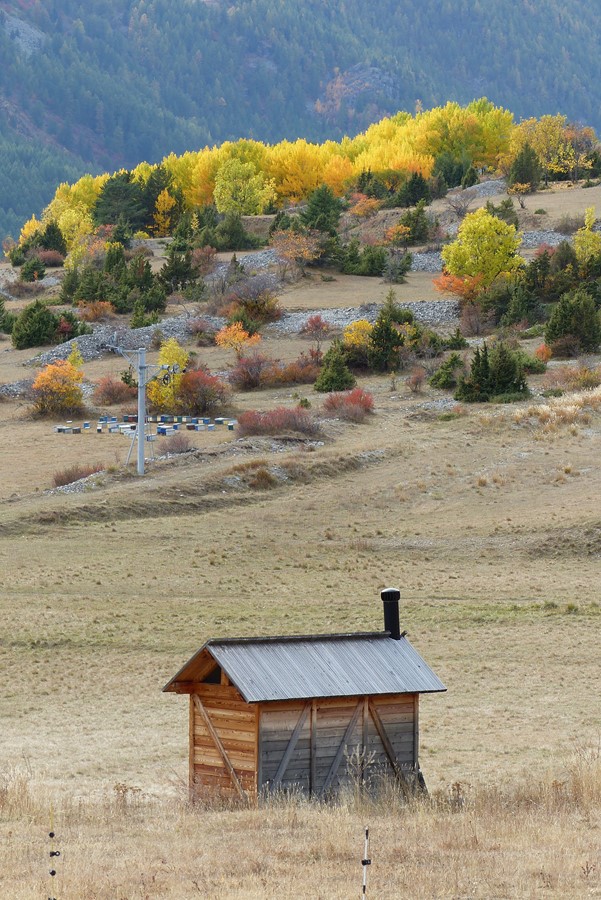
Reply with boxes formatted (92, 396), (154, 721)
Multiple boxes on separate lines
(443, 327), (469, 350)
(534, 344), (553, 363)
(514, 348), (547, 374)
(323, 388), (374, 422)
(237, 407), (319, 437)
(53, 463), (104, 487)
(248, 467), (278, 489)
(92, 376), (137, 406)
(264, 354), (321, 387)
(429, 353), (465, 389)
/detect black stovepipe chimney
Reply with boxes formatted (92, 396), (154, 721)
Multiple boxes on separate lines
(381, 587), (401, 640)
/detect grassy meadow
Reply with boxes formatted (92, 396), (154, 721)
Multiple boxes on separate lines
(1, 182), (601, 897)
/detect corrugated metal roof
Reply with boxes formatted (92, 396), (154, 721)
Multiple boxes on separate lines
(168, 633), (445, 702)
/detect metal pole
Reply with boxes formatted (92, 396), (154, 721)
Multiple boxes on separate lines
(137, 348), (146, 476)
(361, 826), (371, 899)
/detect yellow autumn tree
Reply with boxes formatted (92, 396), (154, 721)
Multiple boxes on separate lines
(19, 215), (44, 246)
(32, 360), (84, 415)
(343, 319), (373, 350)
(215, 322), (261, 358)
(265, 139), (326, 202)
(153, 189), (177, 236)
(270, 229), (322, 275)
(574, 207), (601, 265)
(441, 207), (523, 287)
(146, 338), (190, 412)
(213, 159), (276, 215)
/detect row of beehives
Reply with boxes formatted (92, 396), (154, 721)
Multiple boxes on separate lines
(54, 415), (237, 435)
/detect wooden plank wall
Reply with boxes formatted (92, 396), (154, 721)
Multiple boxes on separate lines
(259, 700), (311, 792)
(368, 695), (416, 774)
(189, 684), (257, 798)
(259, 694), (417, 795)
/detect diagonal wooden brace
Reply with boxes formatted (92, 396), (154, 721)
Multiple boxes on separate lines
(192, 694), (246, 800)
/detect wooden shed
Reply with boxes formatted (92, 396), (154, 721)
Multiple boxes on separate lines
(163, 589), (446, 799)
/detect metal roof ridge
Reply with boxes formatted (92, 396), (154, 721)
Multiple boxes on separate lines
(207, 630), (393, 646)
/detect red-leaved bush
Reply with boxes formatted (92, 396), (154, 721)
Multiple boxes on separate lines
(92, 376), (137, 406)
(237, 406), (319, 437)
(265, 353), (320, 386)
(322, 388), (374, 422)
(177, 368), (230, 415)
(230, 352), (320, 390)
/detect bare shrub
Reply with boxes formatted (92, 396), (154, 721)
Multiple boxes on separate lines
(53, 463), (104, 487)
(229, 352), (274, 390)
(190, 245), (217, 276)
(92, 376), (137, 406)
(186, 318), (217, 346)
(460, 301), (490, 336)
(555, 212), (584, 235)
(162, 432), (193, 454)
(4, 281), (44, 298)
(237, 407), (319, 437)
(406, 366), (427, 394)
(446, 194), (473, 220)
(549, 335), (581, 359)
(34, 249), (65, 267)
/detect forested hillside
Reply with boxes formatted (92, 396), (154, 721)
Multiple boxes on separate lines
(2, 0), (601, 238)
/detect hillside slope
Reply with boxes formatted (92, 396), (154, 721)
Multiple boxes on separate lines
(1, 0), (601, 237)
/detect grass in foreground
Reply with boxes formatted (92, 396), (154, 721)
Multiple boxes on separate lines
(2, 749), (600, 899)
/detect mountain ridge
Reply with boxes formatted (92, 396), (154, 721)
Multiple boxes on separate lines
(1, 0), (601, 238)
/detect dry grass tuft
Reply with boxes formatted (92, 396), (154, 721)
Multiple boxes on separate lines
(52, 462), (104, 487)
(512, 386), (601, 431)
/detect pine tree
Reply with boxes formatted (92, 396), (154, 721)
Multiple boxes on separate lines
(314, 341), (356, 392)
(301, 185), (342, 235)
(508, 143), (542, 189)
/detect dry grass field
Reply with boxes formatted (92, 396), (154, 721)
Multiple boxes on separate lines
(1, 182), (601, 897)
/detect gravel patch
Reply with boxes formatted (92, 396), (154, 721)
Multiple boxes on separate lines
(0, 378), (33, 399)
(411, 251), (443, 272)
(268, 300), (459, 334)
(450, 178), (507, 201)
(27, 314), (227, 366)
(520, 230), (571, 249)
